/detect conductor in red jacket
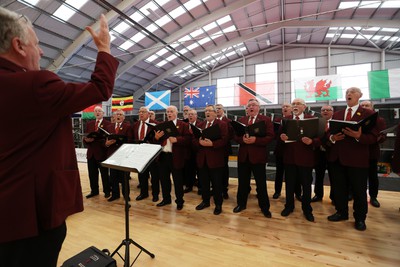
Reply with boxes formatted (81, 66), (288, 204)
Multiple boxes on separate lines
(0, 8), (119, 267)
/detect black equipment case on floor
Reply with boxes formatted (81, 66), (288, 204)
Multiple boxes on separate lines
(61, 246), (116, 267)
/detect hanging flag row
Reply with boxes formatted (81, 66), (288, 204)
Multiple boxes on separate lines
(111, 95), (133, 112)
(294, 75), (342, 101)
(368, 68), (400, 99)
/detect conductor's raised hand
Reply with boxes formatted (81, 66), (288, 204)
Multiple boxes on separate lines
(86, 14), (111, 54)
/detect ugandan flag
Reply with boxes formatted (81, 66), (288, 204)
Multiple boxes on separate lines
(112, 95), (133, 112)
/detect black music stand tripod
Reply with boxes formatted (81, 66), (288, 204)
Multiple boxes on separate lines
(111, 172), (155, 266)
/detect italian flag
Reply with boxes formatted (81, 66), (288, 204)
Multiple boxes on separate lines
(294, 75), (342, 101)
(368, 69), (400, 99)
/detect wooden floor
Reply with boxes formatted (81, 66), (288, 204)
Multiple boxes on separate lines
(58, 163), (400, 266)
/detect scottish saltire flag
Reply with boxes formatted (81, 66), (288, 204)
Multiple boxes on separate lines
(368, 69), (400, 99)
(294, 75), (342, 101)
(184, 85), (216, 108)
(234, 82), (277, 106)
(145, 90), (171, 110)
(112, 95), (133, 111)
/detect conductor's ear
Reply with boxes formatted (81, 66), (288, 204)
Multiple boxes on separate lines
(11, 37), (27, 56)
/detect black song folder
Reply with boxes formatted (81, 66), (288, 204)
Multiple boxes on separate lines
(329, 112), (378, 134)
(282, 117), (325, 141)
(230, 120), (267, 137)
(191, 123), (221, 141)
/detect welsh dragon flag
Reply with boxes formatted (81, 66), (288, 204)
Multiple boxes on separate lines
(294, 75), (342, 101)
(368, 69), (400, 99)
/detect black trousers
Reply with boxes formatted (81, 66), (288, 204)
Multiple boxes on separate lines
(198, 164), (224, 206)
(222, 154), (230, 194)
(110, 169), (130, 198)
(183, 154), (197, 189)
(138, 161), (160, 198)
(284, 164), (313, 213)
(330, 160), (368, 221)
(367, 159), (379, 198)
(275, 156), (302, 197)
(314, 154), (334, 200)
(237, 161), (270, 210)
(0, 222), (66, 267)
(87, 156), (110, 195)
(158, 152), (184, 205)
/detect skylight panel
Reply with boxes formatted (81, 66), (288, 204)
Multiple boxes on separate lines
(114, 22), (130, 34)
(363, 27), (380, 31)
(156, 48), (169, 57)
(183, 65), (191, 70)
(18, 0), (39, 5)
(156, 60), (168, 68)
(381, 28), (399, 32)
(222, 25), (237, 34)
(178, 36), (192, 43)
(166, 54), (178, 62)
(131, 32), (147, 43)
(53, 5), (75, 21)
(372, 35), (383, 40)
(147, 24), (158, 33)
(130, 12), (144, 23)
(356, 34), (372, 39)
(146, 54), (158, 62)
(170, 6), (185, 19)
(217, 15), (231, 26)
(359, 1), (381, 8)
(389, 36), (400, 41)
(338, 1), (360, 9)
(341, 34), (357, 38)
(175, 70), (183, 74)
(203, 22), (218, 32)
(66, 0), (88, 9)
(191, 29), (204, 38)
(155, 0), (170, 6)
(184, 0), (203, 10)
(198, 37), (212, 45)
(187, 43), (199, 50)
(326, 33), (335, 38)
(156, 15), (172, 27)
(225, 51), (236, 57)
(189, 69), (197, 74)
(120, 40), (135, 51)
(141, 2), (158, 16)
(381, 0), (400, 8)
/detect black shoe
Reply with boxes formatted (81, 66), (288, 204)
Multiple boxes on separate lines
(233, 205), (246, 213)
(156, 200), (171, 207)
(311, 195), (322, 202)
(86, 192), (99, 199)
(262, 208), (272, 218)
(195, 202), (210, 210)
(370, 198), (380, 208)
(214, 205), (222, 215)
(304, 212), (315, 222)
(281, 208), (293, 217)
(295, 195), (302, 202)
(107, 196), (120, 202)
(177, 204), (183, 210)
(272, 193), (280, 199)
(223, 192), (229, 199)
(152, 196), (159, 202)
(183, 187), (193, 193)
(135, 194), (149, 201)
(104, 192), (111, 198)
(327, 212), (348, 222)
(355, 220), (366, 231)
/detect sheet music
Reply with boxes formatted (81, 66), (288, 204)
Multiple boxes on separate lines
(102, 143), (162, 173)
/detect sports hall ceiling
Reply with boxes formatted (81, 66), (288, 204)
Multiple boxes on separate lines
(3, 0), (400, 102)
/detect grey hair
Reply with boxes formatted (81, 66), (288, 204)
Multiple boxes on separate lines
(0, 7), (32, 54)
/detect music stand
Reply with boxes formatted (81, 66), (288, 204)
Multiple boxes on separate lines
(111, 172), (155, 266)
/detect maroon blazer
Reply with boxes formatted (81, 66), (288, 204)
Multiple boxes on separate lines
(234, 114), (274, 164)
(392, 123), (400, 173)
(84, 119), (111, 161)
(0, 52), (118, 243)
(327, 106), (379, 168)
(155, 120), (191, 169)
(131, 119), (158, 142)
(281, 114), (321, 167)
(193, 119), (229, 168)
(369, 116), (386, 160)
(105, 121), (131, 156)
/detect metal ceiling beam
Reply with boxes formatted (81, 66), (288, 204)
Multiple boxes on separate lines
(116, 0), (259, 79)
(47, 0), (141, 72)
(133, 19), (400, 100)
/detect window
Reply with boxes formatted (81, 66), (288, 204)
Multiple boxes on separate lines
(255, 62), (278, 104)
(291, 58), (316, 102)
(217, 77), (240, 107)
(336, 63), (371, 101)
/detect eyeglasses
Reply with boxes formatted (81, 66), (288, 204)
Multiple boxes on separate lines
(321, 109), (333, 112)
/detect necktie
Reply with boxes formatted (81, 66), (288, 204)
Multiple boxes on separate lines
(248, 116), (254, 125)
(115, 123), (120, 133)
(295, 116), (300, 120)
(206, 122), (211, 128)
(95, 120), (99, 131)
(139, 122), (145, 140)
(345, 108), (352, 121)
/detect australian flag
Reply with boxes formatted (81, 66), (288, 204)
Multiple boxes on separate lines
(184, 85), (216, 108)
